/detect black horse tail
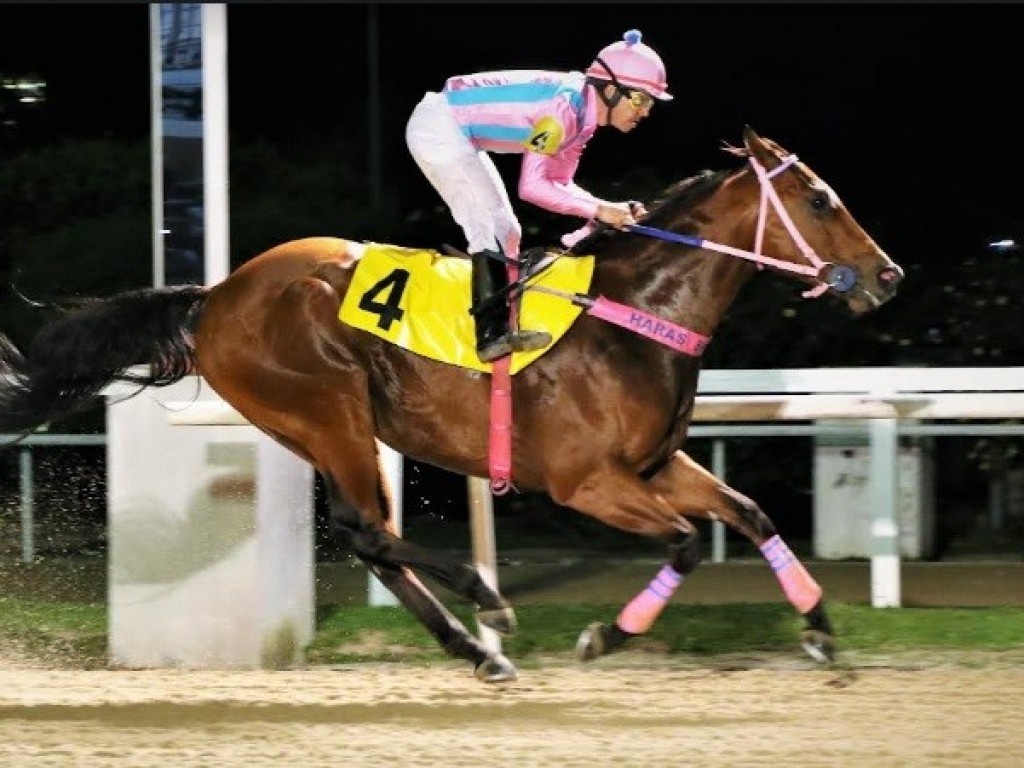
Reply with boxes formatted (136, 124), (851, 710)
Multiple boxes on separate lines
(0, 284), (209, 438)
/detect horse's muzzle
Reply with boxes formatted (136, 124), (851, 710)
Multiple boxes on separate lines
(877, 264), (904, 293)
(854, 261), (905, 311)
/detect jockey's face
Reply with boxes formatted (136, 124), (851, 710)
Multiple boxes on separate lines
(600, 84), (654, 133)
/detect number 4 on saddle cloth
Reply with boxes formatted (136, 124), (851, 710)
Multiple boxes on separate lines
(339, 242), (595, 373)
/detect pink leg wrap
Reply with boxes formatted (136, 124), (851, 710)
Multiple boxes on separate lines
(760, 535), (822, 614)
(616, 565), (683, 634)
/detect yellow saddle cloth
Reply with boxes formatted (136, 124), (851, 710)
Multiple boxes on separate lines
(339, 243), (594, 374)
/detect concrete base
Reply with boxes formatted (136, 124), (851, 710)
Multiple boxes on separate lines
(814, 439), (936, 559)
(106, 377), (314, 669)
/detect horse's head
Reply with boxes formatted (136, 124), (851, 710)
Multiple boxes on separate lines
(722, 126), (904, 314)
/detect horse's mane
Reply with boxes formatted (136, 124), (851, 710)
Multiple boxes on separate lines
(643, 169), (732, 227)
(567, 168), (733, 257)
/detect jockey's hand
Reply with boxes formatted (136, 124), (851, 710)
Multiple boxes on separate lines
(627, 200), (648, 219)
(596, 201), (641, 230)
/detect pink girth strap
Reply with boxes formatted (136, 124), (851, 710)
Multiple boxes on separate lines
(586, 296), (710, 356)
(489, 253), (519, 495)
(489, 355), (513, 495)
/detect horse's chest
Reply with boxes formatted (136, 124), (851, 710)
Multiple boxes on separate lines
(624, 370), (698, 460)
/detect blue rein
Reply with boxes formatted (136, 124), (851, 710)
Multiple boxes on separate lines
(625, 224), (704, 248)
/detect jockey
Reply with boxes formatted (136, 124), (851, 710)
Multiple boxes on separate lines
(405, 29), (672, 363)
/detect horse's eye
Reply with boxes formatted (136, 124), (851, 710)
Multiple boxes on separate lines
(809, 192), (831, 212)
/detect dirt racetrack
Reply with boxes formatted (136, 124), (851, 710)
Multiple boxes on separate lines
(2, 650), (1023, 767)
(1, 557), (1023, 765)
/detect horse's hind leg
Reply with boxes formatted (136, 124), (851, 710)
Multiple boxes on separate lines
(321, 462), (516, 684)
(362, 530), (518, 638)
(329, 443), (517, 636)
(579, 450), (835, 664)
(363, 560), (517, 683)
(228, 274), (515, 681)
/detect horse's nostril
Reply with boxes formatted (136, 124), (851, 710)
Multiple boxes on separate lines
(878, 266), (903, 287)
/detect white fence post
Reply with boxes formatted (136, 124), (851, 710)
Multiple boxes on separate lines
(869, 416), (902, 607)
(107, 377), (315, 669)
(367, 441), (402, 607)
(710, 439), (727, 563)
(468, 477), (502, 654)
(18, 447), (34, 563)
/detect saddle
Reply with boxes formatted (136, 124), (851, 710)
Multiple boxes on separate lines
(338, 241), (594, 375)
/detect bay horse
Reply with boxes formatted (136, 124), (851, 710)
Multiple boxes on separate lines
(0, 127), (902, 682)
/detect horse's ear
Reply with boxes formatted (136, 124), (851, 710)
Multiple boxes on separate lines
(720, 138), (748, 159)
(742, 125), (781, 170)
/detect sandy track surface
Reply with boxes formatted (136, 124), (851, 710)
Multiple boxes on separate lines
(1, 651), (1023, 767)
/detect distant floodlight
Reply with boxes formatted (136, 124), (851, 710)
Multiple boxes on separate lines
(987, 239), (1019, 252)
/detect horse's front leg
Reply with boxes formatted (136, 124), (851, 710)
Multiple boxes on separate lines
(575, 450), (836, 664)
(548, 459), (702, 660)
(575, 528), (700, 661)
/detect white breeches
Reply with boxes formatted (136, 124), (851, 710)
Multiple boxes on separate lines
(405, 92), (522, 256)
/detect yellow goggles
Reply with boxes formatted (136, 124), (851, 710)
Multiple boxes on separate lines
(621, 88), (655, 110)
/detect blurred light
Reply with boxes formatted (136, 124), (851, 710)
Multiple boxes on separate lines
(1, 75), (46, 110)
(987, 239), (1019, 252)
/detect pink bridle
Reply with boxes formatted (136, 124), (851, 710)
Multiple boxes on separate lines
(750, 154), (832, 298)
(626, 154), (858, 297)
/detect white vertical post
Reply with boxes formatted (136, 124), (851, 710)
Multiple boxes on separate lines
(19, 447), (34, 563)
(468, 477), (502, 654)
(869, 416), (901, 607)
(367, 441), (403, 606)
(711, 438), (727, 563)
(256, 434), (316, 664)
(107, 378), (315, 669)
(149, 3), (165, 287)
(366, 4), (381, 212)
(201, 3), (229, 286)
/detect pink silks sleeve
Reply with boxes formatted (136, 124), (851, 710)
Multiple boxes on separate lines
(518, 141), (600, 219)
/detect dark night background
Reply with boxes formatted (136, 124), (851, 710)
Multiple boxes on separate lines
(1, 3), (1022, 557)
(4, 4), (1022, 260)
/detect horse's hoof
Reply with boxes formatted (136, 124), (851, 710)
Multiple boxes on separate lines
(477, 605), (518, 637)
(576, 621), (608, 662)
(576, 621), (632, 661)
(474, 653), (518, 683)
(800, 629), (836, 664)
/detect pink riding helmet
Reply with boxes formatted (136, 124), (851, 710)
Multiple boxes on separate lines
(585, 29), (673, 102)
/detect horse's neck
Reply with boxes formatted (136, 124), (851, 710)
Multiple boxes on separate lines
(669, 249), (751, 336)
(648, 175), (759, 335)
(594, 225), (755, 338)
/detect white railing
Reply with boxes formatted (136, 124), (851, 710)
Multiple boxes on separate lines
(7, 366), (1023, 593)
(692, 366), (1024, 600)
(159, 366), (1024, 610)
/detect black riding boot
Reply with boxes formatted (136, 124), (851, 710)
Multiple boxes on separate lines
(470, 249), (551, 363)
